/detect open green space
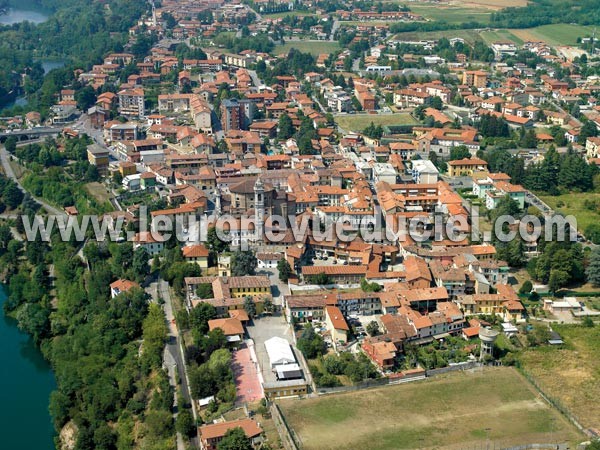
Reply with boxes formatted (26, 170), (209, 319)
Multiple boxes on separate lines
(510, 24), (594, 46)
(519, 324), (600, 430)
(279, 367), (583, 450)
(409, 5), (492, 24)
(394, 28), (484, 45)
(274, 41), (340, 57)
(539, 192), (600, 232)
(335, 113), (418, 133)
(481, 29), (524, 46)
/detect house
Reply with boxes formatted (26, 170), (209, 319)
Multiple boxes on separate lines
(87, 144), (110, 175)
(110, 279), (140, 298)
(198, 418), (263, 450)
(362, 338), (397, 370)
(325, 305), (349, 347)
(256, 252), (281, 269)
(208, 317), (245, 343)
(284, 294), (326, 323)
(133, 231), (165, 255)
(182, 244), (210, 269)
(447, 157), (488, 177)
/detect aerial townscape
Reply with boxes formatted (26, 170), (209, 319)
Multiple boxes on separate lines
(2, 0), (600, 449)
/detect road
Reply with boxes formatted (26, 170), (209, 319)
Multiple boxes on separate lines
(329, 19), (340, 41)
(0, 146), (65, 217)
(147, 278), (198, 450)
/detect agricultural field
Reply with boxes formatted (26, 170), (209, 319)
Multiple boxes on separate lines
(85, 182), (111, 205)
(519, 324), (600, 431)
(459, 0), (527, 9)
(510, 24), (594, 46)
(409, 4), (492, 24)
(274, 41), (340, 57)
(279, 367), (583, 450)
(539, 192), (600, 233)
(393, 28), (485, 45)
(334, 113), (418, 133)
(480, 28), (524, 46)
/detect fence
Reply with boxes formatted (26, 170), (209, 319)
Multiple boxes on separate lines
(270, 403), (300, 450)
(517, 365), (590, 437)
(317, 360), (480, 395)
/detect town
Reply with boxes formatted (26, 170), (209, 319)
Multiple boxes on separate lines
(1, 1), (600, 450)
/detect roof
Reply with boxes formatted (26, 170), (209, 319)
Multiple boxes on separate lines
(199, 418), (262, 440)
(264, 336), (295, 366)
(208, 318), (244, 336)
(182, 244), (209, 258)
(448, 157), (488, 166)
(110, 279), (139, 292)
(326, 306), (349, 331)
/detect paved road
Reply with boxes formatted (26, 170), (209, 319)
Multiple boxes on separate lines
(148, 279), (198, 449)
(0, 146), (65, 217)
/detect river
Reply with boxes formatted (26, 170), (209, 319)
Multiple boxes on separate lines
(0, 285), (56, 449)
(0, 5), (65, 108)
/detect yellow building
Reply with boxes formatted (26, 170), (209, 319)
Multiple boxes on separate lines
(182, 244), (209, 269)
(447, 157), (488, 177)
(463, 70), (488, 88)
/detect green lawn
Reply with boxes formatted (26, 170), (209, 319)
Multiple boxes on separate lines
(409, 5), (492, 24)
(481, 29), (524, 46)
(273, 41), (340, 57)
(335, 113), (419, 133)
(539, 192), (600, 232)
(279, 367), (582, 450)
(520, 324), (600, 430)
(262, 10), (315, 19)
(511, 24), (594, 46)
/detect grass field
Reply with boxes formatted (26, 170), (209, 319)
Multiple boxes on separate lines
(539, 192), (600, 232)
(262, 10), (315, 19)
(279, 367), (583, 450)
(409, 5), (492, 24)
(335, 113), (418, 133)
(511, 24), (594, 46)
(85, 182), (111, 205)
(274, 41), (340, 57)
(394, 28), (485, 45)
(481, 29), (524, 46)
(520, 324), (600, 430)
(460, 0), (527, 9)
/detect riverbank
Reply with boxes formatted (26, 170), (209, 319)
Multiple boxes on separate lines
(0, 285), (56, 450)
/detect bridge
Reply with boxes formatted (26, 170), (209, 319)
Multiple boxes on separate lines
(0, 127), (62, 143)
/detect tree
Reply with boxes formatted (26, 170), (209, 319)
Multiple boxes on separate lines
(297, 324), (325, 359)
(196, 283), (214, 299)
(4, 135), (17, 154)
(132, 247), (150, 280)
(190, 302), (217, 334)
(243, 296), (256, 319)
(549, 269), (569, 293)
(277, 113), (293, 140)
(519, 280), (533, 294)
(449, 145), (471, 161)
(582, 316), (595, 328)
(142, 303), (168, 368)
(430, 96), (443, 110)
(277, 257), (292, 282)
(366, 320), (380, 336)
(3, 182), (23, 209)
(206, 226), (229, 255)
(231, 250), (257, 276)
(586, 247), (600, 286)
(176, 409), (196, 437)
(217, 427), (252, 450)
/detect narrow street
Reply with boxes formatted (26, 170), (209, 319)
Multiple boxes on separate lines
(147, 278), (198, 450)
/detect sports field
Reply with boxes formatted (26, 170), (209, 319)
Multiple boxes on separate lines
(520, 324), (600, 430)
(278, 367), (583, 450)
(335, 113), (418, 133)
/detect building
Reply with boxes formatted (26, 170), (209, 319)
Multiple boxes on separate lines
(325, 305), (349, 347)
(87, 144), (110, 175)
(463, 70), (488, 88)
(133, 231), (165, 255)
(220, 99), (254, 132)
(182, 244), (209, 269)
(110, 279), (140, 298)
(410, 159), (439, 184)
(447, 157), (488, 177)
(118, 88), (145, 118)
(198, 419), (263, 450)
(264, 336), (296, 368)
(208, 317), (245, 343)
(263, 379), (308, 399)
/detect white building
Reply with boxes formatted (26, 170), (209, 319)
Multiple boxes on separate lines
(264, 336), (296, 368)
(410, 159), (439, 184)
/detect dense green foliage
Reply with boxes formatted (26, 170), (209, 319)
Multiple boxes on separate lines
(297, 324), (326, 359)
(492, 0), (600, 28)
(0, 0), (148, 111)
